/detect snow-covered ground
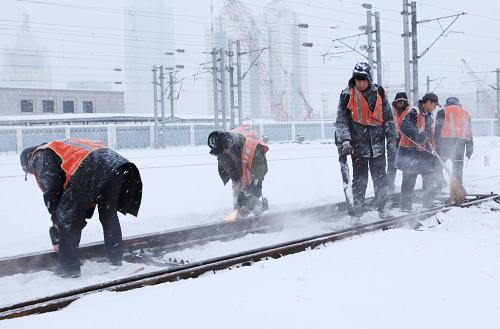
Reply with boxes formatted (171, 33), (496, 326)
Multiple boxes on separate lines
(0, 137), (499, 327)
(2, 202), (500, 329)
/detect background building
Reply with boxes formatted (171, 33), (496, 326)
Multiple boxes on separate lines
(263, 0), (310, 121)
(0, 87), (124, 116)
(124, 0), (174, 113)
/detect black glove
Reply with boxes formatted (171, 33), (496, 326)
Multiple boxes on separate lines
(338, 141), (353, 157)
(465, 143), (473, 159)
(49, 225), (60, 252)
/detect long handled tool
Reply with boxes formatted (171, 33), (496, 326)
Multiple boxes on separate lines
(339, 154), (355, 216)
(334, 128), (355, 216)
(429, 143), (467, 204)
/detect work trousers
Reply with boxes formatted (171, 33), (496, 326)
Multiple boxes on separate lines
(352, 155), (388, 216)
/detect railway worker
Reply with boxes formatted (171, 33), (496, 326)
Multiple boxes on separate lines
(335, 62), (399, 221)
(434, 96), (474, 185)
(386, 92), (410, 194)
(208, 125), (269, 219)
(396, 92), (439, 211)
(20, 138), (143, 278)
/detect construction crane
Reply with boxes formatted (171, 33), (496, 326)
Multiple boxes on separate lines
(224, 0), (288, 121)
(298, 87), (314, 120)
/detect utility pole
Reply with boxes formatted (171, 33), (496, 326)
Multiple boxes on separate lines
(212, 48), (219, 129)
(410, 1), (419, 103)
(219, 48), (227, 130)
(426, 75), (430, 93)
(159, 65), (166, 148)
(228, 40), (236, 128)
(236, 40), (243, 126)
(152, 65), (159, 148)
(374, 11), (382, 85)
(402, 0), (412, 103)
(168, 71), (175, 118)
(366, 9), (374, 69)
(497, 68), (500, 136)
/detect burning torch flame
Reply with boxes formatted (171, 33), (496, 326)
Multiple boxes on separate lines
(224, 210), (239, 222)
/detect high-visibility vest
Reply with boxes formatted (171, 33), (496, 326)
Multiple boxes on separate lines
(393, 107), (409, 132)
(440, 105), (472, 141)
(34, 138), (105, 189)
(347, 87), (384, 126)
(399, 107), (434, 151)
(229, 125), (269, 187)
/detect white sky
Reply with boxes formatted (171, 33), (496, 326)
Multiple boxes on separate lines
(2, 0), (500, 116)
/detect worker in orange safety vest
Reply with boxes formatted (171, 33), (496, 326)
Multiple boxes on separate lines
(386, 92), (410, 193)
(434, 96), (473, 186)
(208, 126), (269, 219)
(20, 138), (142, 277)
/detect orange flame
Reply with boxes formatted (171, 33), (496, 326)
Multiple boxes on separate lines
(224, 210), (239, 222)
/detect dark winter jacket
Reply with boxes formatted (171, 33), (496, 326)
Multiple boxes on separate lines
(31, 147), (142, 230)
(395, 101), (436, 174)
(335, 79), (399, 158)
(434, 108), (474, 159)
(217, 133), (268, 185)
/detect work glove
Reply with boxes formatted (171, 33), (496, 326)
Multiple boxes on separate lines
(465, 143), (474, 159)
(49, 225), (60, 253)
(338, 140), (353, 157)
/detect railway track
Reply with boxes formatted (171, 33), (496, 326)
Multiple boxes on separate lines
(0, 193), (498, 321)
(0, 190), (444, 277)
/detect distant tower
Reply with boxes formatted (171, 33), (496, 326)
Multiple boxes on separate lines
(1, 14), (52, 88)
(124, 0), (174, 113)
(264, 0), (309, 120)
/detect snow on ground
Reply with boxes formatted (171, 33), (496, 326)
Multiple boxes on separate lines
(1, 137), (499, 258)
(2, 202), (499, 329)
(0, 137), (499, 327)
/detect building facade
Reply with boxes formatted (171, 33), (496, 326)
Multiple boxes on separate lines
(0, 87), (124, 115)
(124, 0), (174, 114)
(264, 0), (310, 121)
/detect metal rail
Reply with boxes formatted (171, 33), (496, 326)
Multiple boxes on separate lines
(1, 193), (497, 321)
(0, 191), (464, 277)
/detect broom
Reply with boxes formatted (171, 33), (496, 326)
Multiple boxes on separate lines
(428, 142), (467, 204)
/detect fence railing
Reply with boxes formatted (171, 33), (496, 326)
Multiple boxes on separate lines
(0, 119), (497, 153)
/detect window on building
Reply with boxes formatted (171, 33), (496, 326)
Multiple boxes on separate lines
(42, 100), (55, 113)
(63, 101), (74, 113)
(20, 99), (33, 113)
(83, 101), (94, 113)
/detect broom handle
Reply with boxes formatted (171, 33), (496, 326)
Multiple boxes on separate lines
(427, 142), (454, 178)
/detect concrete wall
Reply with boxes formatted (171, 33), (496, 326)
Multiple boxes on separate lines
(0, 87), (124, 116)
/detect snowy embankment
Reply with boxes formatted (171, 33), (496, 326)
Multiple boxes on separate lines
(2, 201), (500, 329)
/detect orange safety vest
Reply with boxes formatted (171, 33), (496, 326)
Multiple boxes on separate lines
(440, 105), (472, 141)
(34, 138), (106, 189)
(347, 87), (384, 126)
(399, 107), (434, 151)
(393, 107), (409, 132)
(230, 125), (269, 187)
